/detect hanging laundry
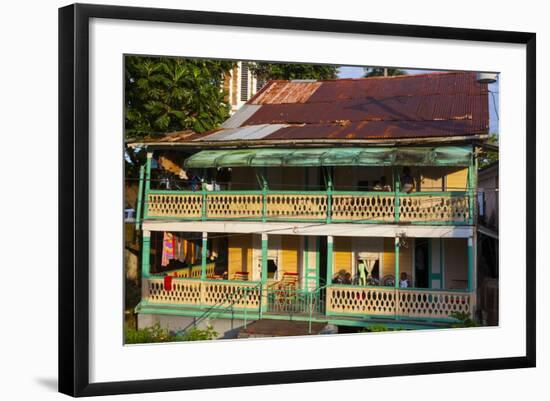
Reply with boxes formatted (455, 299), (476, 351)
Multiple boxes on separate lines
(163, 275), (173, 291)
(161, 232), (175, 267)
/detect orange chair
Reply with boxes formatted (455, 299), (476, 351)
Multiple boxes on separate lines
(232, 271), (249, 281)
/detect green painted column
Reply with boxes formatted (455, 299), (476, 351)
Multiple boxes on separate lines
(261, 172), (268, 223)
(141, 230), (151, 279)
(326, 236), (334, 285)
(201, 179), (207, 221)
(143, 152), (153, 217)
(315, 237), (321, 288)
(201, 232), (208, 280)
(468, 152), (477, 225)
(394, 168), (401, 223)
(260, 233), (268, 314)
(394, 237), (400, 289)
(135, 165), (145, 230)
(261, 233), (268, 283)
(326, 167), (333, 224)
(467, 237), (474, 292)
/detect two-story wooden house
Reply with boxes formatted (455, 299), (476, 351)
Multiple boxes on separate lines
(129, 71), (489, 337)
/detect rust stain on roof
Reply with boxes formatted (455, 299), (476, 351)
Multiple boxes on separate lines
(250, 81), (322, 104)
(130, 72), (489, 146)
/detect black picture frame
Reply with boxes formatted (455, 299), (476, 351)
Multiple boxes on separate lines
(58, 3), (536, 397)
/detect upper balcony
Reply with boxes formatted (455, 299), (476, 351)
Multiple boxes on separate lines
(136, 146), (477, 227)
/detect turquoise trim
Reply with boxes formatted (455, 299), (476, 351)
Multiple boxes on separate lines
(201, 235), (207, 280)
(135, 165), (145, 230)
(143, 153), (152, 217)
(467, 238), (474, 292)
(144, 187), (473, 226)
(141, 234), (151, 279)
(326, 236), (333, 284)
(136, 305), (456, 330)
(394, 238), (400, 289)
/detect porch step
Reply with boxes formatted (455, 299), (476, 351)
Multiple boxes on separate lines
(237, 319), (329, 338)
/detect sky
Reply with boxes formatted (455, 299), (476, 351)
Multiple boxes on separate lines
(337, 66), (499, 135)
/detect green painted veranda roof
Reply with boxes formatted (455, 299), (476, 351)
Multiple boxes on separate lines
(183, 146), (472, 168)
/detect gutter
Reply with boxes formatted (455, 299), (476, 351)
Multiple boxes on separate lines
(127, 134), (490, 149)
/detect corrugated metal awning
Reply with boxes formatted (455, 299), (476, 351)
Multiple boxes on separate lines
(183, 146), (472, 168)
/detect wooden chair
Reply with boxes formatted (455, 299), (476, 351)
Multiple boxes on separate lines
(232, 271), (249, 281)
(279, 272), (299, 290)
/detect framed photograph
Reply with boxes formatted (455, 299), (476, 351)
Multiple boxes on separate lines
(58, 3), (536, 397)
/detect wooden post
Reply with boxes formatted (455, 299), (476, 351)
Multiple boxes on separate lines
(326, 167), (333, 223)
(394, 237), (400, 289)
(260, 233), (268, 315)
(326, 236), (334, 285)
(261, 170), (268, 222)
(201, 232), (208, 280)
(394, 168), (401, 223)
(141, 230), (151, 279)
(143, 152), (153, 217)
(467, 237), (474, 292)
(135, 164), (145, 230)
(201, 178), (207, 221)
(468, 152), (477, 225)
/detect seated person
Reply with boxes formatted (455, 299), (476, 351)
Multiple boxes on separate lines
(401, 167), (415, 193)
(380, 175), (392, 192)
(399, 272), (410, 288)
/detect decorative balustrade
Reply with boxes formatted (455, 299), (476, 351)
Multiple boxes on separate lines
(145, 277), (202, 306)
(331, 193), (395, 222)
(266, 193), (327, 220)
(143, 278), (261, 310)
(144, 190), (471, 225)
(206, 193), (263, 219)
(326, 285), (473, 319)
(143, 279), (472, 321)
(326, 286), (397, 316)
(147, 192), (202, 218)
(202, 280), (261, 309)
(399, 194), (470, 224)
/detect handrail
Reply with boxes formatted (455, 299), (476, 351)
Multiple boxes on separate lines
(174, 282), (262, 338)
(145, 189), (473, 225)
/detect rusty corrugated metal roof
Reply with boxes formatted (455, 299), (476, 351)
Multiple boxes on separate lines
(128, 72), (489, 146)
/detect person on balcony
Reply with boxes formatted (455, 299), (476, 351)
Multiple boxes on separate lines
(401, 167), (415, 193)
(358, 260), (367, 285)
(399, 272), (410, 288)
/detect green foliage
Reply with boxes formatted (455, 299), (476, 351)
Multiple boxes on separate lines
(479, 133), (499, 169)
(124, 323), (175, 344)
(363, 67), (407, 77)
(124, 323), (219, 344)
(125, 56), (234, 139)
(250, 63), (337, 81)
(181, 325), (219, 341)
(450, 312), (479, 328)
(361, 325), (403, 332)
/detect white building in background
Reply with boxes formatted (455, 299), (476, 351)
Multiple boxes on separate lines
(224, 61), (265, 114)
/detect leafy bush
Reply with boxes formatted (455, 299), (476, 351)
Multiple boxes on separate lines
(361, 325), (403, 332)
(125, 323), (176, 344)
(181, 325), (218, 341)
(450, 312), (479, 328)
(125, 323), (219, 344)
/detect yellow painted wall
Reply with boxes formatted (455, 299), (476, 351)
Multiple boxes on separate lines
(281, 235), (300, 275)
(333, 237), (352, 275)
(444, 238), (468, 289)
(446, 167), (468, 192)
(420, 167), (444, 191)
(381, 238), (412, 278)
(228, 234), (253, 278)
